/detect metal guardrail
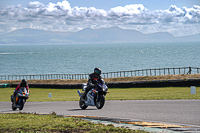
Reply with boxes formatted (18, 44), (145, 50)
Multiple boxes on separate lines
(0, 67), (199, 80)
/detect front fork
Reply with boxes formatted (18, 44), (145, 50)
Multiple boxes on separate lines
(96, 92), (100, 102)
(77, 90), (82, 97)
(77, 90), (86, 102)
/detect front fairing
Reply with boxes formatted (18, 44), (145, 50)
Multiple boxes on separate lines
(17, 87), (29, 98)
(95, 83), (108, 95)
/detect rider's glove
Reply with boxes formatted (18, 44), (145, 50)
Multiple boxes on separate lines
(95, 84), (98, 89)
(93, 79), (97, 84)
(13, 91), (17, 96)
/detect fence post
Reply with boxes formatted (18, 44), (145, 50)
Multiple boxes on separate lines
(187, 67), (192, 74)
(173, 68), (175, 75)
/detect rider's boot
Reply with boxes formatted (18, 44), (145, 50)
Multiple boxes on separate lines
(13, 96), (17, 107)
(81, 86), (90, 101)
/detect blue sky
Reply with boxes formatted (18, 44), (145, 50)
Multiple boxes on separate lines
(0, 0), (200, 36)
(1, 0), (199, 10)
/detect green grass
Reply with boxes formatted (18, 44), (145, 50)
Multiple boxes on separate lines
(0, 113), (147, 133)
(107, 87), (200, 100)
(0, 87), (199, 102)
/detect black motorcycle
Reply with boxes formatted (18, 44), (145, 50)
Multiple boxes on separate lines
(11, 87), (29, 111)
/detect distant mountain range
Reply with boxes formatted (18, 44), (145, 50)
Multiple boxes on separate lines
(0, 27), (200, 44)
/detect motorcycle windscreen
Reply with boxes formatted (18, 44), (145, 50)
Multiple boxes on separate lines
(19, 87), (27, 93)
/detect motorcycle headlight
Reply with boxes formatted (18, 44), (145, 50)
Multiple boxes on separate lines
(103, 85), (108, 91)
(82, 83), (87, 91)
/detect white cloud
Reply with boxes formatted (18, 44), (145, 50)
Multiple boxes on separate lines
(109, 4), (147, 16)
(0, 0), (200, 36)
(28, 1), (45, 8)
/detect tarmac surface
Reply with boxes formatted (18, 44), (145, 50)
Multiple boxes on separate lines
(1, 100), (200, 127)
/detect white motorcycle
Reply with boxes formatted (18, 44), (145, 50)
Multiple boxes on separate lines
(77, 80), (108, 109)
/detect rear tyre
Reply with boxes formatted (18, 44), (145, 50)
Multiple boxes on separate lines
(12, 104), (17, 111)
(95, 95), (105, 109)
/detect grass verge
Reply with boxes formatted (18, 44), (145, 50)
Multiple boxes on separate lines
(0, 87), (199, 102)
(0, 113), (148, 133)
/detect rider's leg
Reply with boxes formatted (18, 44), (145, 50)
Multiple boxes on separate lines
(82, 86), (90, 100)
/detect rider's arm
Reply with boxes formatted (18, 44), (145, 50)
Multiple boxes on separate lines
(14, 84), (20, 95)
(26, 84), (29, 93)
(15, 84), (20, 91)
(88, 74), (96, 87)
(99, 76), (103, 84)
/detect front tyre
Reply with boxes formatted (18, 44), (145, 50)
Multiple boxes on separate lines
(95, 95), (105, 109)
(19, 99), (25, 110)
(79, 97), (88, 109)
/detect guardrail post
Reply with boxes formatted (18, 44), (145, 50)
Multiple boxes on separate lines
(187, 67), (192, 74)
(173, 68), (175, 75)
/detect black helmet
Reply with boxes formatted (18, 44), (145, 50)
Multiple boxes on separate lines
(94, 68), (101, 75)
(21, 79), (27, 87)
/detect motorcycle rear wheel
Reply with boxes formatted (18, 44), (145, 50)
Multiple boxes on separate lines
(12, 104), (17, 111)
(95, 95), (105, 109)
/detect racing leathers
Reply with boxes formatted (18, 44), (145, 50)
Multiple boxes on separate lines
(83, 73), (103, 97)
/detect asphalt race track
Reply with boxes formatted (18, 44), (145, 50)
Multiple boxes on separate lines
(0, 100), (200, 127)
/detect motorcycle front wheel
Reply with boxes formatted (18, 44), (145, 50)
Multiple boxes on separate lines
(79, 97), (88, 109)
(95, 95), (105, 109)
(19, 99), (25, 110)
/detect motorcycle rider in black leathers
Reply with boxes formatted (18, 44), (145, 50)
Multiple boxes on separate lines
(82, 68), (103, 98)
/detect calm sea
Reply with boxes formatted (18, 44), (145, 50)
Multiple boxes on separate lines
(0, 42), (200, 75)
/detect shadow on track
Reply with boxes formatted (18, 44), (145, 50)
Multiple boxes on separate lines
(68, 109), (97, 111)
